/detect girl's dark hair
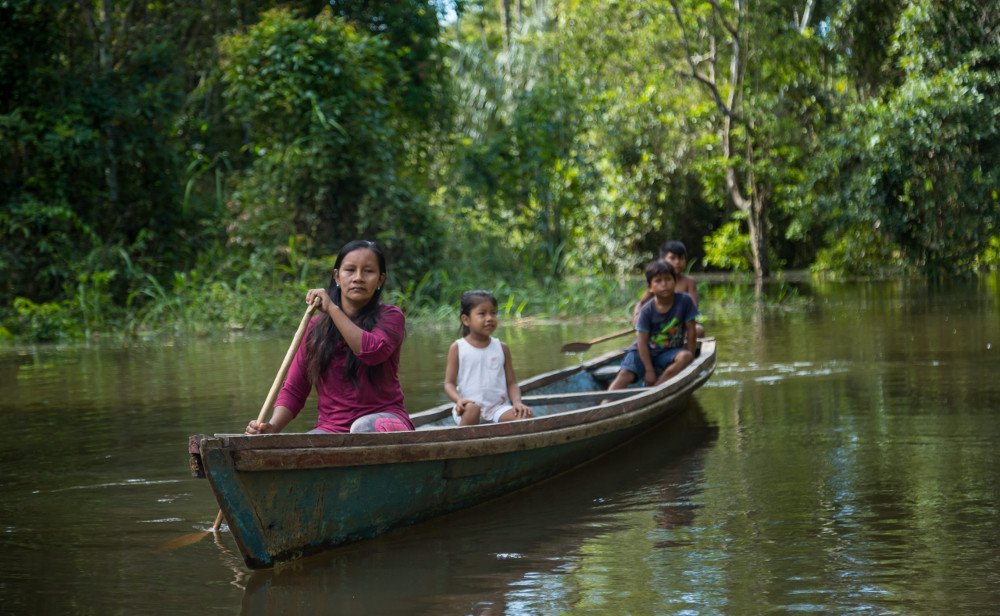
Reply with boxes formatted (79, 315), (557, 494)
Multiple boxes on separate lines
(306, 240), (388, 384)
(459, 290), (497, 336)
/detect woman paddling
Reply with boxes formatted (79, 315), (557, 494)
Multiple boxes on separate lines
(246, 239), (413, 434)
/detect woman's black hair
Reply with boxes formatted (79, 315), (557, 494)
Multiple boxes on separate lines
(306, 240), (388, 385)
(459, 290), (497, 336)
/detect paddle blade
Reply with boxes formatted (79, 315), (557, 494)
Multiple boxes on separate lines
(157, 530), (212, 552)
(560, 341), (590, 353)
(157, 511), (225, 552)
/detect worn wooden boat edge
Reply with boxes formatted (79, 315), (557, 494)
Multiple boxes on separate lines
(211, 341), (716, 471)
(198, 338), (714, 455)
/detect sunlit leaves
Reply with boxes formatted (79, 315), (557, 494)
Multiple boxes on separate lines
(814, 0), (1000, 275)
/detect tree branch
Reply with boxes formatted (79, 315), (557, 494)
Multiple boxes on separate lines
(706, 0), (738, 38)
(799, 0), (815, 32)
(668, 0), (734, 119)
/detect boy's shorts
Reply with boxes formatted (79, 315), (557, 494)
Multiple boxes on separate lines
(619, 347), (685, 381)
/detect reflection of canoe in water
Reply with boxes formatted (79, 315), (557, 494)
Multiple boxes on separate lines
(189, 338), (716, 569)
(239, 404), (718, 613)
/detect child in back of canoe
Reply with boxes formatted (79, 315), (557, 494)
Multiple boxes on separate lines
(609, 260), (700, 390)
(444, 290), (534, 426)
(632, 240), (704, 338)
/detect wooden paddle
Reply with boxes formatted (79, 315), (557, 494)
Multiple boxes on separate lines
(247, 295), (322, 441)
(560, 328), (634, 353)
(159, 297), (320, 551)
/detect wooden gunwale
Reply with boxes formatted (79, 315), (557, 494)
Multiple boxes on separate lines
(205, 339), (716, 472)
(227, 388), (700, 471)
(203, 347), (624, 452)
(520, 388), (639, 405)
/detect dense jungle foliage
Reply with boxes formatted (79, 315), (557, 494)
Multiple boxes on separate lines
(2, 0), (998, 341)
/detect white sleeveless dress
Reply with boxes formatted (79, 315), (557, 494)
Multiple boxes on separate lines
(453, 337), (512, 423)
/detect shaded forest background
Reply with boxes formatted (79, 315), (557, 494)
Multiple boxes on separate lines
(2, 0), (998, 341)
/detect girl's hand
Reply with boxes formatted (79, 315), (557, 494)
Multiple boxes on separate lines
(245, 420), (273, 435)
(455, 399), (473, 416)
(305, 288), (334, 314)
(512, 402), (533, 418)
(643, 372), (657, 386)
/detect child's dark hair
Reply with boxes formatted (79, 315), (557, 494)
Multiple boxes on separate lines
(659, 240), (688, 259)
(306, 239), (389, 384)
(645, 259), (677, 285)
(459, 290), (498, 336)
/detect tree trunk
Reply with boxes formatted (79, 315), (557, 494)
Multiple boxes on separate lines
(99, 1), (120, 206)
(670, 0), (770, 279)
(799, 0), (815, 32)
(749, 193), (769, 278)
(500, 0), (512, 54)
(80, 0), (121, 207)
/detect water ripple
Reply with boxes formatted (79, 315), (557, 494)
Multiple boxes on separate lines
(33, 478), (182, 494)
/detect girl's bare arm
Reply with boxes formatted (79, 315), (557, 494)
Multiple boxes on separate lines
(443, 342), (463, 403)
(502, 343), (532, 416)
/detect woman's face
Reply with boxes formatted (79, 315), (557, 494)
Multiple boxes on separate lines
(335, 249), (386, 312)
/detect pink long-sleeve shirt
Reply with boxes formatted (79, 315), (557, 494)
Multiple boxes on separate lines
(275, 304), (412, 433)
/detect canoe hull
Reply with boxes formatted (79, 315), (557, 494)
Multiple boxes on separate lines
(196, 339), (716, 569)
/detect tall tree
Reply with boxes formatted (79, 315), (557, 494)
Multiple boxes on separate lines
(667, 0), (833, 278)
(669, 0), (768, 276)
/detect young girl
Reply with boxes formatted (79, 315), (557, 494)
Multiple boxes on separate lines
(443, 290), (533, 426)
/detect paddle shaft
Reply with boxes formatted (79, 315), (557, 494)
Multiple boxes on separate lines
(212, 298), (320, 532)
(560, 327), (633, 353)
(256, 297), (321, 423)
(210, 510), (224, 532)
(585, 328), (633, 346)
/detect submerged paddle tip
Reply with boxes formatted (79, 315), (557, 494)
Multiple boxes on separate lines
(157, 530), (211, 552)
(560, 343), (589, 353)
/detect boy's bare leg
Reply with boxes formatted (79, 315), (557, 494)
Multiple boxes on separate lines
(607, 370), (637, 391)
(654, 351), (693, 385)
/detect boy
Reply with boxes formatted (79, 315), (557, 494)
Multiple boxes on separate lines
(660, 240), (698, 304)
(609, 260), (700, 390)
(632, 240), (704, 337)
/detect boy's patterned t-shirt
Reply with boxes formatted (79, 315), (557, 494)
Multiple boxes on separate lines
(632, 292), (699, 350)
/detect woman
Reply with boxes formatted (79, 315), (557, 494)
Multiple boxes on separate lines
(246, 240), (413, 434)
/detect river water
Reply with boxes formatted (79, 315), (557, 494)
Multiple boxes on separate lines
(1, 277), (998, 615)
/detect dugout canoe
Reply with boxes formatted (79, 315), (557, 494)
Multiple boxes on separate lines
(188, 337), (716, 569)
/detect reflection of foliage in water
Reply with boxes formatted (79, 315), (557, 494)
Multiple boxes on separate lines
(697, 278), (811, 329)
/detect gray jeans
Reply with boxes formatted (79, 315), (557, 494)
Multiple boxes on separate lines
(306, 412), (407, 434)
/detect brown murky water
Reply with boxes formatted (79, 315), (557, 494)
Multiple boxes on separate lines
(2, 276), (999, 614)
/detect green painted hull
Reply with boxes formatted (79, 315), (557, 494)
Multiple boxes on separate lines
(193, 339), (716, 569)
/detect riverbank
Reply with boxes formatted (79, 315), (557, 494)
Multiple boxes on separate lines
(0, 271), (820, 347)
